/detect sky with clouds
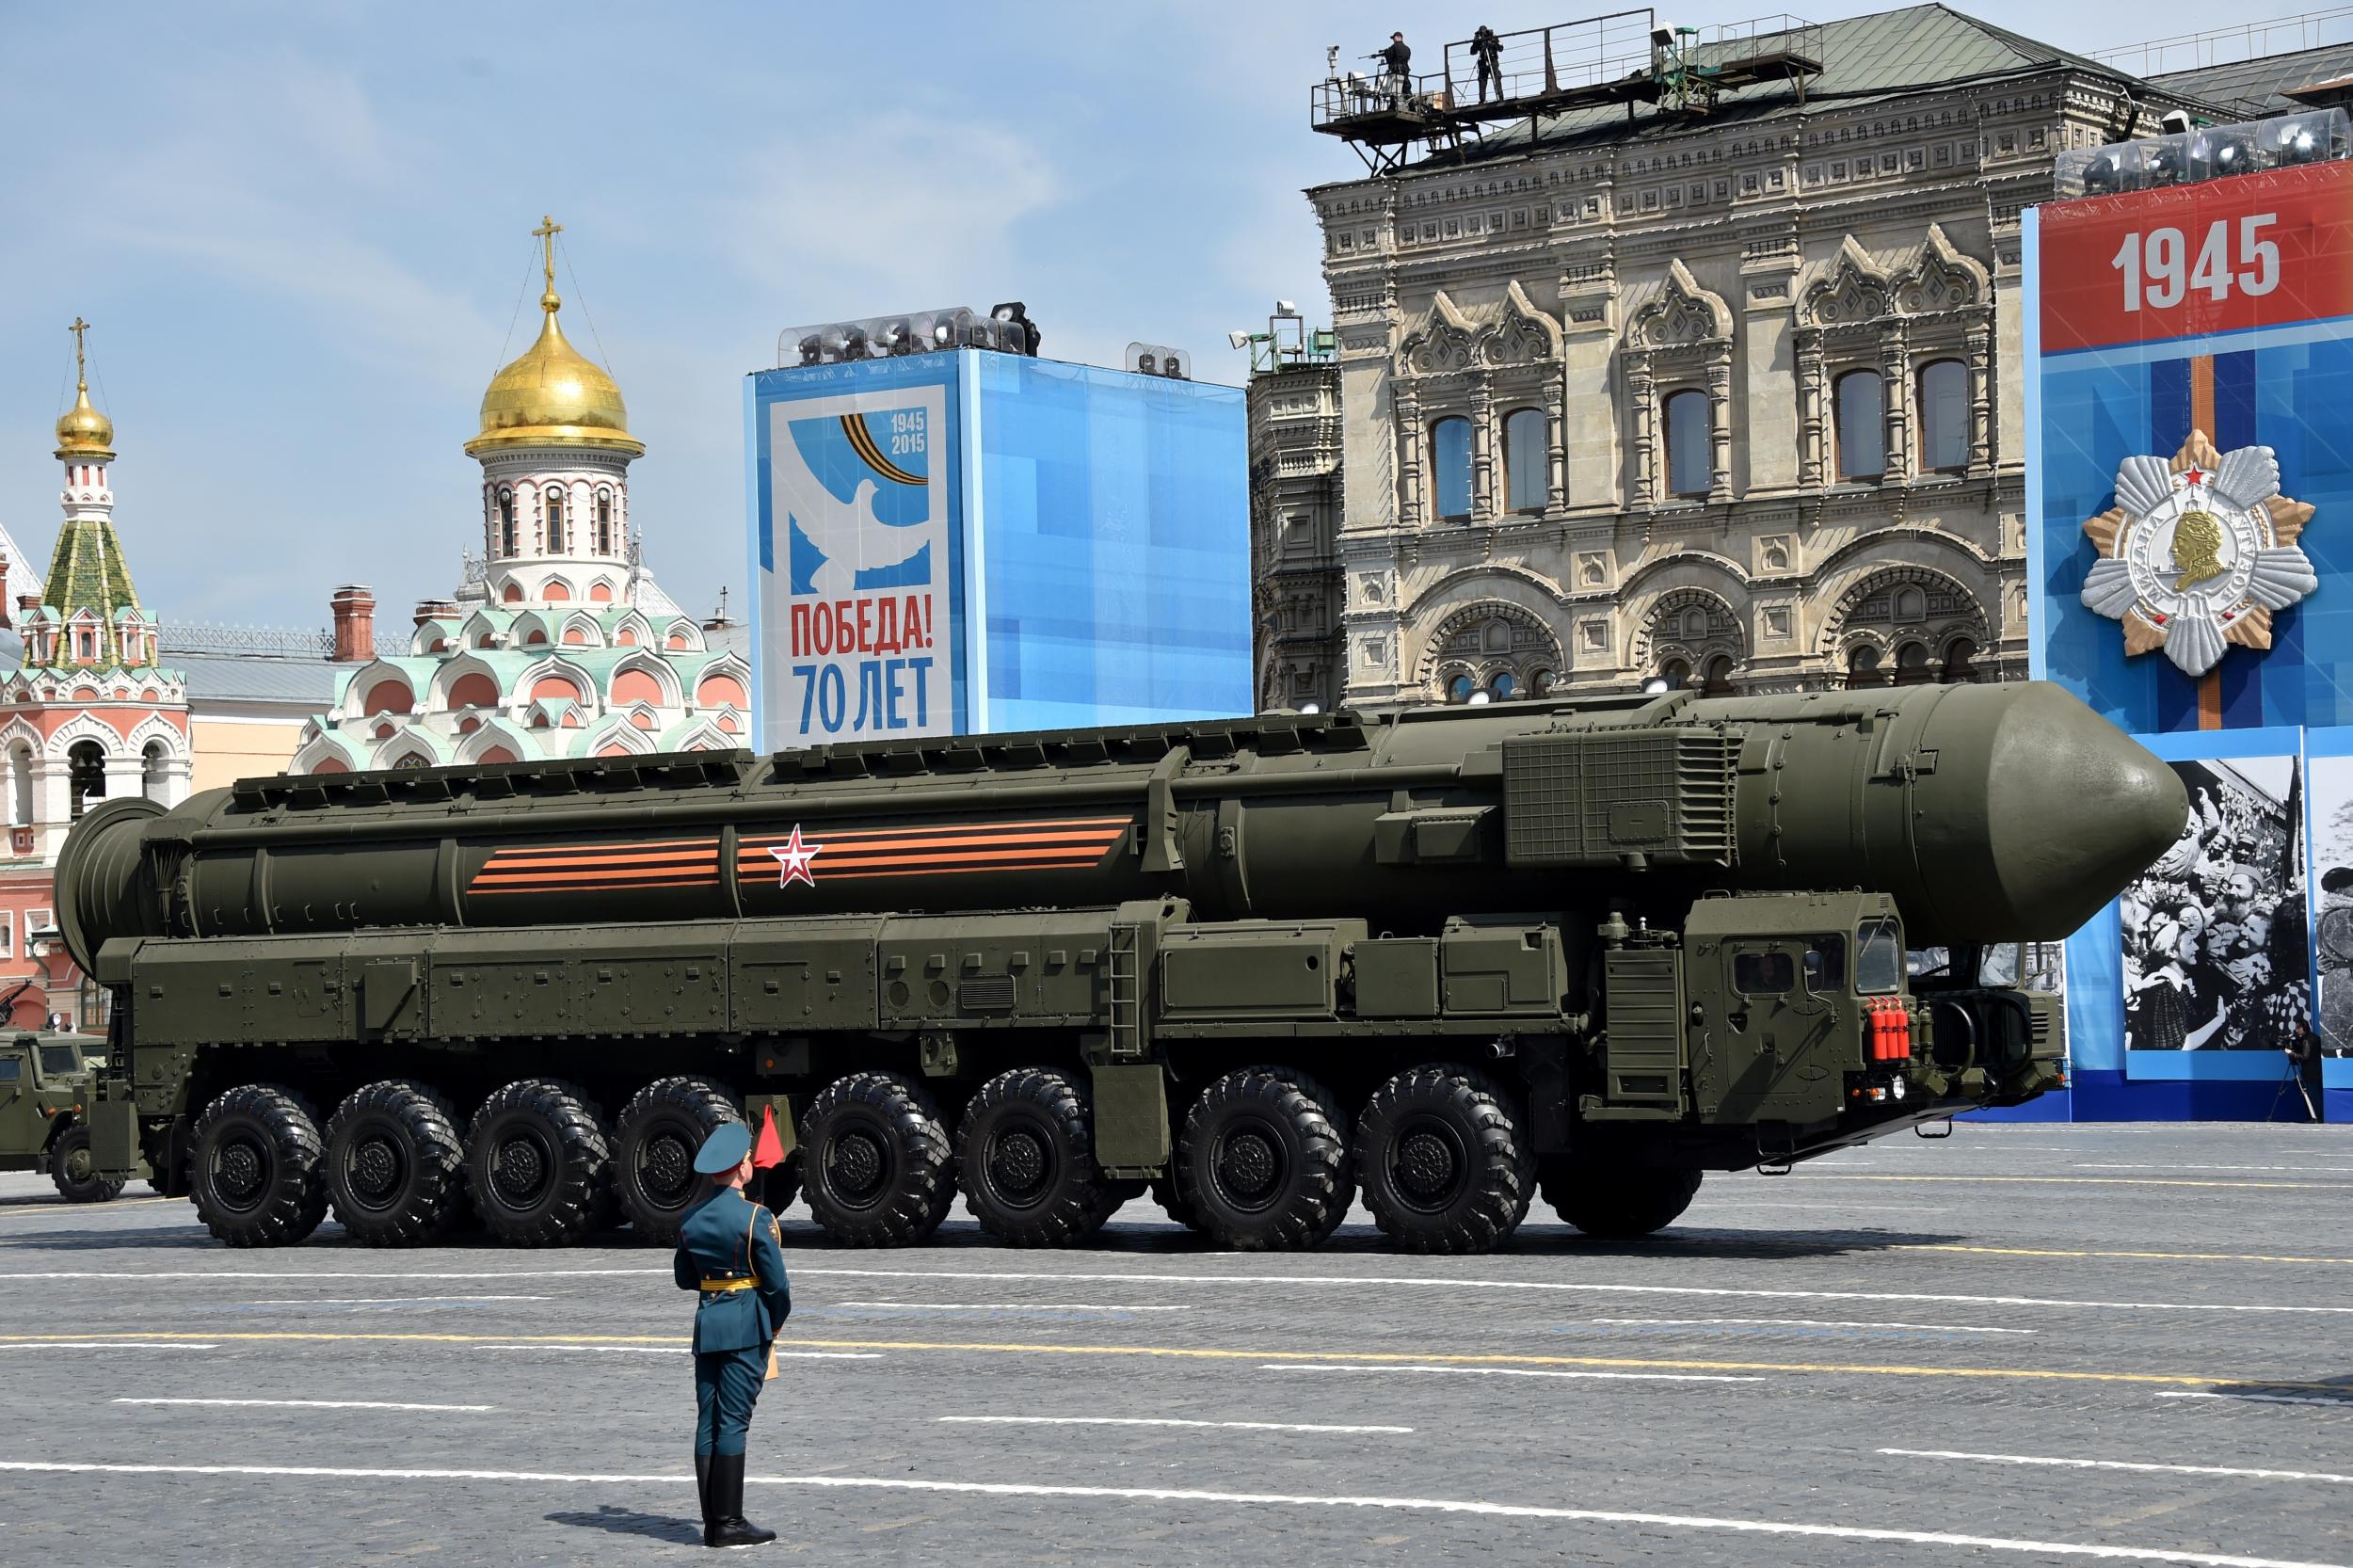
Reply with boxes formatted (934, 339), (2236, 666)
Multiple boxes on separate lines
(0, 0), (2325, 633)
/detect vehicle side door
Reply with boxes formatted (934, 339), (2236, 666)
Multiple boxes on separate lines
(0, 1044), (29, 1153)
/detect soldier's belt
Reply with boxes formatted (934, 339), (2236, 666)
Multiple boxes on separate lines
(698, 1276), (756, 1293)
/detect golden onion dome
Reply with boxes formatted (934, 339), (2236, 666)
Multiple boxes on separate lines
(54, 382), (115, 459)
(464, 288), (643, 458)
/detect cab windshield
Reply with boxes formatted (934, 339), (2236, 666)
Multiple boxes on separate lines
(1856, 918), (1904, 993)
(38, 1046), (76, 1077)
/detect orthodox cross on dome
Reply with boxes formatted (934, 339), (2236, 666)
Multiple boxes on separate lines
(533, 215), (563, 309)
(69, 316), (89, 387)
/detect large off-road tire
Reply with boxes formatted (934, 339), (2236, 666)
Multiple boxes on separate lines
(957, 1067), (1117, 1247)
(464, 1079), (616, 1246)
(324, 1080), (467, 1246)
(1543, 1164), (1704, 1240)
(1173, 1068), (1353, 1251)
(48, 1124), (125, 1204)
(616, 1077), (744, 1243)
(1354, 1064), (1530, 1255)
(801, 1072), (954, 1247)
(189, 1084), (329, 1247)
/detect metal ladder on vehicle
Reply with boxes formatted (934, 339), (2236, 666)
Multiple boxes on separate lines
(1107, 921), (1144, 1061)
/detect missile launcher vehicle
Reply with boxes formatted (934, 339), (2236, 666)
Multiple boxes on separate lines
(59, 679), (2184, 1253)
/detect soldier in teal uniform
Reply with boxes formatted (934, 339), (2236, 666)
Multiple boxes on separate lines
(675, 1121), (790, 1549)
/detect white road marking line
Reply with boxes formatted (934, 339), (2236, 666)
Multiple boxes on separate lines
(468, 1344), (882, 1360)
(2155, 1391), (2353, 1410)
(1589, 1318), (2035, 1336)
(0, 1460), (2334, 1567)
(243, 1296), (552, 1305)
(790, 1267), (2353, 1317)
(1688, 1202), (1952, 1212)
(1881, 1448), (2353, 1485)
(114, 1398), (493, 1413)
(1264, 1362), (1764, 1384)
(0, 1342), (216, 1352)
(938, 1416), (1412, 1434)
(834, 1302), (1191, 1312)
(0, 1270), (667, 1282)
(2089, 1153), (2353, 1167)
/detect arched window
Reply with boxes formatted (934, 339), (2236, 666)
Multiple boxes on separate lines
(1490, 671), (1518, 700)
(1847, 646), (1885, 688)
(1660, 656), (1692, 689)
(1431, 417), (1472, 520)
(392, 753), (429, 770)
(1448, 673), (1475, 704)
(1529, 669), (1554, 696)
(1502, 408), (1547, 513)
(1893, 640), (1933, 685)
(67, 740), (105, 820)
(8, 745), (31, 826)
(595, 490), (615, 554)
(1833, 369), (1885, 480)
(142, 741), (169, 803)
(1702, 654), (1737, 695)
(1943, 637), (1979, 683)
(545, 488), (566, 553)
(498, 489), (518, 556)
(1917, 359), (1968, 472)
(1663, 390), (1709, 499)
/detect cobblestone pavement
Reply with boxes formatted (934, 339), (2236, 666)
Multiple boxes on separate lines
(3, 1121), (2350, 1566)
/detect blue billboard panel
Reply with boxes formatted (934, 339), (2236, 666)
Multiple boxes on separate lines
(2025, 160), (2353, 1119)
(747, 350), (1249, 748)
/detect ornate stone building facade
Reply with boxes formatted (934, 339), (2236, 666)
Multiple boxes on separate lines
(1305, 6), (2203, 704)
(1245, 357), (1345, 712)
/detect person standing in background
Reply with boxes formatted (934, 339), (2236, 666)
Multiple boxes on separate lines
(1472, 25), (1504, 101)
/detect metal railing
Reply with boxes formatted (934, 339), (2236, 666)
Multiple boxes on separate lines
(2090, 7), (2353, 79)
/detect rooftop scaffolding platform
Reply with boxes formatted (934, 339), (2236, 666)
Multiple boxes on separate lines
(1311, 9), (1824, 174)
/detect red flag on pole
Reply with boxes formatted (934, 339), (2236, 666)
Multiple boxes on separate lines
(752, 1105), (785, 1169)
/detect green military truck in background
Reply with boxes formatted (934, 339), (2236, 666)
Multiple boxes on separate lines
(0, 1030), (127, 1202)
(55, 680), (2185, 1254)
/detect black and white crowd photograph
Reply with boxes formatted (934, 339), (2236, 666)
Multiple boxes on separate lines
(2120, 756), (2310, 1053)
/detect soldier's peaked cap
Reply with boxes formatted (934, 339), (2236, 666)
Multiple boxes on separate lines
(693, 1121), (754, 1176)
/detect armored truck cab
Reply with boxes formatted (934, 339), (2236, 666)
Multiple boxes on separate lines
(59, 680), (2176, 1253)
(0, 1031), (124, 1202)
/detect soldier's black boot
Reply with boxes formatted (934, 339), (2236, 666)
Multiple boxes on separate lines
(695, 1452), (713, 1542)
(706, 1452), (776, 1549)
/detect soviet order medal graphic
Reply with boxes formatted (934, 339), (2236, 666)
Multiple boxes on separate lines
(2079, 430), (2317, 677)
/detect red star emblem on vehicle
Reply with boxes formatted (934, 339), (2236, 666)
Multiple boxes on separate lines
(768, 825), (823, 889)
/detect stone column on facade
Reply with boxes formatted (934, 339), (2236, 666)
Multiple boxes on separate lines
(1625, 356), (1656, 506)
(1544, 376), (1567, 511)
(1705, 348), (1735, 504)
(1469, 373), (1495, 522)
(1965, 319), (1993, 476)
(1795, 331), (1826, 488)
(1880, 326), (1912, 482)
(1394, 385), (1423, 527)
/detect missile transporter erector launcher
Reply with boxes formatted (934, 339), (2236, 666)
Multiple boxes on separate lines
(60, 680), (2184, 1253)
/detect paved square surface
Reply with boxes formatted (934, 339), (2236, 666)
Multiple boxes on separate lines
(3, 1120), (2349, 1566)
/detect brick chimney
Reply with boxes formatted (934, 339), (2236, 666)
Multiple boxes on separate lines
(330, 584), (376, 663)
(411, 597), (461, 628)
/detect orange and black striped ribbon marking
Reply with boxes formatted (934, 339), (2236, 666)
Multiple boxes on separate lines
(840, 414), (924, 488)
(739, 816), (1132, 883)
(464, 817), (1133, 898)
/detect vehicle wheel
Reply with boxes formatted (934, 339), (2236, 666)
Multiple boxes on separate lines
(1173, 1068), (1353, 1251)
(1354, 1064), (1530, 1255)
(616, 1077), (743, 1243)
(957, 1067), (1118, 1247)
(1543, 1165), (1704, 1240)
(465, 1079), (616, 1246)
(801, 1072), (954, 1246)
(1150, 1176), (1208, 1233)
(324, 1080), (466, 1245)
(49, 1125), (125, 1204)
(189, 1084), (329, 1247)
